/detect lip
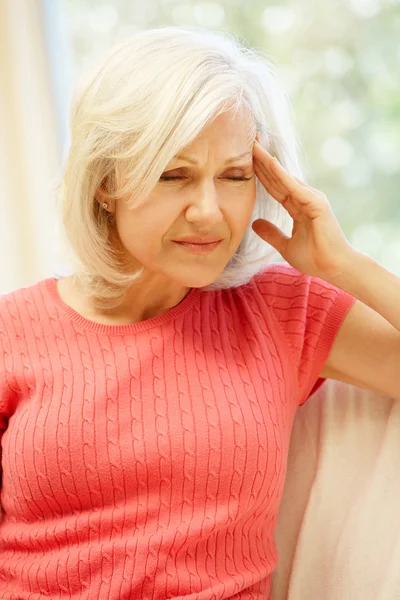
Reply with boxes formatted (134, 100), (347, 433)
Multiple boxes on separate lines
(173, 236), (223, 244)
(173, 239), (223, 254)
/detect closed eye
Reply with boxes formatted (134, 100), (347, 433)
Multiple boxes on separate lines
(160, 175), (253, 182)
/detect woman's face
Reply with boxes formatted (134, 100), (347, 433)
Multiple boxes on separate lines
(114, 109), (257, 288)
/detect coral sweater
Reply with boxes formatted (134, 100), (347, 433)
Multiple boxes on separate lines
(0, 263), (356, 600)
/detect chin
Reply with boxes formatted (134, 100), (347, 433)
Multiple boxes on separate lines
(171, 267), (223, 289)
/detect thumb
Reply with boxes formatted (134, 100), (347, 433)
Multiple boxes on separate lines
(252, 219), (289, 255)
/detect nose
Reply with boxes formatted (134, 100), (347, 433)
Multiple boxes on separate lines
(185, 181), (224, 226)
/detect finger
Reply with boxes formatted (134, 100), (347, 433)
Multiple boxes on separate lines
(253, 151), (298, 195)
(253, 141), (281, 168)
(254, 164), (283, 200)
(268, 162), (318, 207)
(253, 142), (278, 173)
(253, 143), (315, 204)
(293, 175), (319, 192)
(254, 161), (288, 200)
(254, 162), (285, 192)
(268, 158), (301, 193)
(254, 156), (281, 184)
(253, 152), (283, 186)
(255, 147), (328, 223)
(254, 142), (304, 192)
(252, 219), (290, 255)
(293, 175), (308, 187)
(254, 166), (307, 220)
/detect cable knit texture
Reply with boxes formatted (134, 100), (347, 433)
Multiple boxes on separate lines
(0, 263), (356, 600)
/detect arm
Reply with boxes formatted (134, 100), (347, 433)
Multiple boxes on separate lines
(251, 139), (400, 401)
(321, 251), (400, 400)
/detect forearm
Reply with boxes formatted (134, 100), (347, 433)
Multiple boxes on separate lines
(330, 249), (400, 333)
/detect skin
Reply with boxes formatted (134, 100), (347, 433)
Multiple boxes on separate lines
(57, 108), (258, 324)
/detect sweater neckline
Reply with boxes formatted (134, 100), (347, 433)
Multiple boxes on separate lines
(43, 277), (201, 335)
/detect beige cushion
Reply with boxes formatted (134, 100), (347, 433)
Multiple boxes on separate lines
(271, 379), (400, 600)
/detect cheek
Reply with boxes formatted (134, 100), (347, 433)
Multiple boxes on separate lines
(248, 180), (257, 210)
(114, 199), (176, 254)
(231, 184), (256, 224)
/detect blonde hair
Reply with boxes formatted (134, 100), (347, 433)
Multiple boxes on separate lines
(57, 25), (304, 310)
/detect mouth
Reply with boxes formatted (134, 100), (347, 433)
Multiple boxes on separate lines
(172, 240), (223, 254)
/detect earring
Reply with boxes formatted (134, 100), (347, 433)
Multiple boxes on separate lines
(102, 202), (109, 210)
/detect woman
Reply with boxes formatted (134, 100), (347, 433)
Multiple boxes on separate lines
(0, 25), (398, 600)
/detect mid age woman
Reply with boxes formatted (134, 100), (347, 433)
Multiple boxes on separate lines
(0, 25), (398, 600)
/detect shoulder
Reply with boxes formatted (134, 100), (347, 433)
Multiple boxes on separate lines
(0, 276), (48, 308)
(0, 277), (52, 400)
(218, 262), (312, 317)
(253, 261), (316, 292)
(250, 263), (357, 406)
(249, 262), (356, 357)
(0, 277), (50, 339)
(252, 261), (346, 311)
(250, 262), (310, 310)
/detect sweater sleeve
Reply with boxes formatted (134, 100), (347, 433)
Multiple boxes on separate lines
(254, 262), (357, 406)
(0, 296), (18, 444)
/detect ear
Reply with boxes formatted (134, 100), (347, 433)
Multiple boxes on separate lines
(95, 185), (108, 207)
(95, 173), (115, 210)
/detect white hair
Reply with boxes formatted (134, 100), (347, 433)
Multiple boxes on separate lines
(56, 25), (303, 310)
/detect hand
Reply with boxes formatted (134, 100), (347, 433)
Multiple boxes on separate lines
(251, 139), (354, 282)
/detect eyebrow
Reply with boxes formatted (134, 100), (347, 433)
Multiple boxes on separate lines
(173, 150), (253, 165)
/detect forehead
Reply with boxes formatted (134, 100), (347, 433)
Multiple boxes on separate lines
(179, 110), (256, 160)
(198, 109), (255, 143)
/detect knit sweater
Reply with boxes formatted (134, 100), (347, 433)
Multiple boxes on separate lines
(0, 263), (356, 600)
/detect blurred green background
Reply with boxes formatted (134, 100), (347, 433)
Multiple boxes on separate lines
(61, 0), (400, 274)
